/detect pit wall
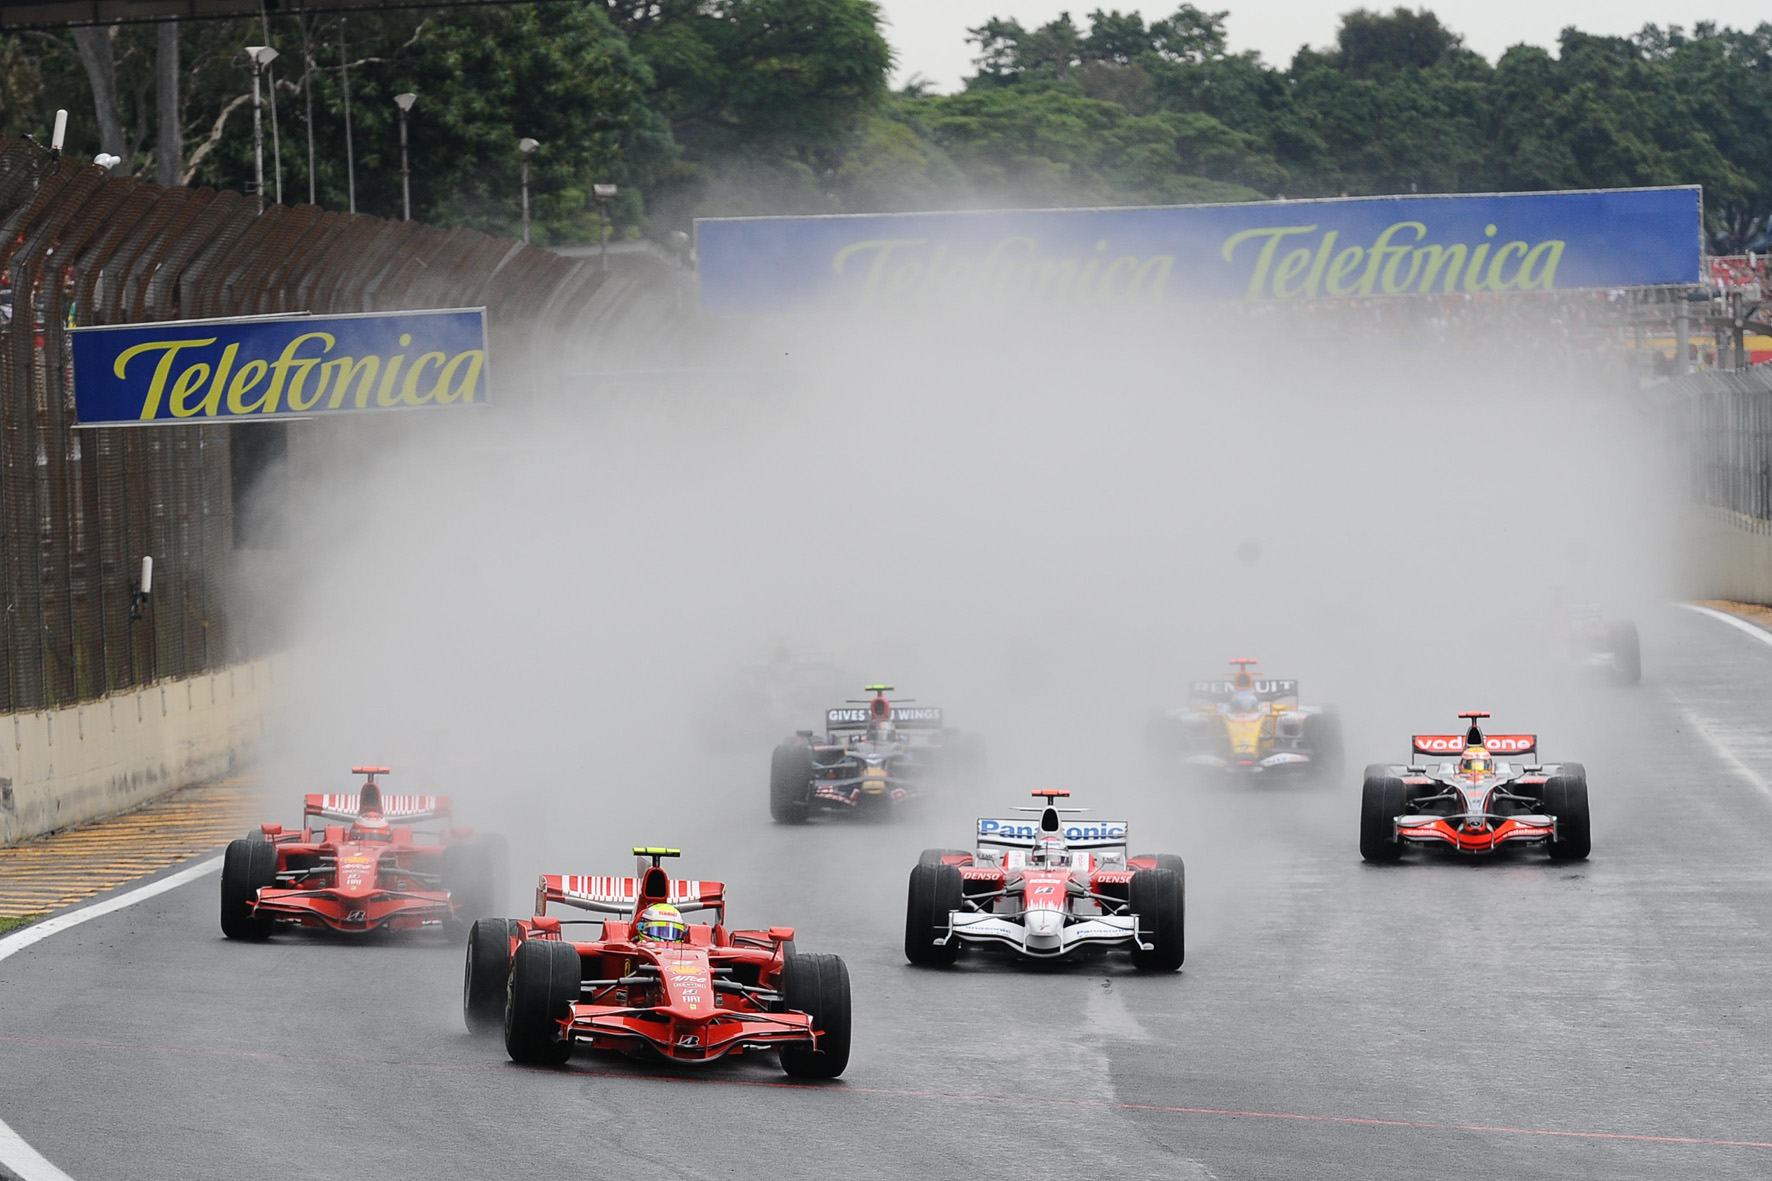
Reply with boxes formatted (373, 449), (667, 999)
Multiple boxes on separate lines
(1684, 507), (1772, 604)
(0, 656), (284, 846)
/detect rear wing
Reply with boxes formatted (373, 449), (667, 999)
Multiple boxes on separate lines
(535, 874), (726, 917)
(976, 817), (1129, 850)
(1190, 678), (1296, 702)
(1411, 734), (1537, 757)
(304, 793), (451, 824)
(826, 705), (943, 730)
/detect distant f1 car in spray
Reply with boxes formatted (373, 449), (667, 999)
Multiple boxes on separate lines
(463, 847), (850, 1078)
(1556, 603), (1641, 685)
(1359, 712), (1591, 862)
(768, 685), (984, 823)
(220, 767), (504, 938)
(1146, 659), (1343, 780)
(904, 790), (1185, 970)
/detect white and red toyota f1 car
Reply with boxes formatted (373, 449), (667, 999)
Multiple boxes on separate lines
(903, 791), (1185, 970)
(1359, 712), (1591, 862)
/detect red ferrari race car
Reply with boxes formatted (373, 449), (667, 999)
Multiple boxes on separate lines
(462, 848), (850, 1078)
(904, 791), (1185, 970)
(220, 767), (503, 939)
(1359, 712), (1592, 862)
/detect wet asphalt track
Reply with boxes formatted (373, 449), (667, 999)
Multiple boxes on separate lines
(2, 605), (1771, 1181)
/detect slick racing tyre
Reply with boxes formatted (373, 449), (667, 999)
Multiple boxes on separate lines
(778, 952), (852, 1079)
(1609, 621), (1642, 686)
(1129, 867), (1185, 971)
(1134, 853), (1188, 881)
(443, 841), (499, 937)
(917, 848), (969, 866)
(904, 862), (962, 966)
(770, 741), (814, 825)
(1545, 762), (1591, 861)
(504, 940), (580, 1065)
(1359, 773), (1406, 863)
(220, 837), (278, 939)
(463, 917), (519, 1035)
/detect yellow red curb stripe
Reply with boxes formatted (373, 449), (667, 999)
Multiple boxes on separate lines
(0, 775), (264, 920)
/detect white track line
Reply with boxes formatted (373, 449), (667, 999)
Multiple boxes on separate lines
(0, 856), (221, 1181)
(1678, 602), (1772, 648)
(1673, 604), (1772, 803)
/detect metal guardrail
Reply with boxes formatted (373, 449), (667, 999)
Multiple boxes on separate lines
(0, 137), (680, 714)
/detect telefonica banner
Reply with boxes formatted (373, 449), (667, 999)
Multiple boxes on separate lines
(695, 186), (1702, 315)
(70, 308), (489, 426)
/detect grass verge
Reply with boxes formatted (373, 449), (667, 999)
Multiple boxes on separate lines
(0, 914), (42, 935)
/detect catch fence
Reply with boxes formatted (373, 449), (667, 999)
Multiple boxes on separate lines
(0, 137), (680, 714)
(1670, 365), (1772, 525)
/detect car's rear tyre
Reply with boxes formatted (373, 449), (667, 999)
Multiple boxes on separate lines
(220, 838), (277, 939)
(770, 741), (814, 824)
(443, 841), (498, 937)
(504, 940), (580, 1065)
(1609, 621), (1641, 686)
(904, 862), (962, 965)
(778, 952), (852, 1079)
(1360, 774), (1406, 863)
(1303, 710), (1345, 783)
(1129, 867), (1185, 971)
(917, 848), (969, 865)
(1545, 762), (1591, 861)
(463, 917), (518, 1035)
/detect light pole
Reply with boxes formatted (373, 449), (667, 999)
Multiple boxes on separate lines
(518, 137), (539, 245)
(243, 45), (280, 213)
(592, 182), (617, 271)
(394, 92), (416, 221)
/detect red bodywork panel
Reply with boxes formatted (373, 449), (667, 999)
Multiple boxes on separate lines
(1397, 816), (1554, 852)
(247, 825), (461, 933)
(514, 865), (810, 1063)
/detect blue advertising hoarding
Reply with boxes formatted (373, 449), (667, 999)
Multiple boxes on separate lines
(71, 307), (489, 426)
(695, 187), (1703, 315)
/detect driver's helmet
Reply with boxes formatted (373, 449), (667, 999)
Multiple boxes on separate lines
(1032, 835), (1068, 867)
(634, 903), (688, 943)
(349, 815), (391, 841)
(871, 720), (897, 743)
(1460, 746), (1493, 775)
(350, 786), (390, 841)
(1230, 690), (1261, 714)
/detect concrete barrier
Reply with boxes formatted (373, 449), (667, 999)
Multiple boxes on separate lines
(1686, 506), (1772, 604)
(0, 655), (285, 846)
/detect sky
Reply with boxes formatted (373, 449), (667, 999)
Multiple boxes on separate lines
(879, 1), (1772, 91)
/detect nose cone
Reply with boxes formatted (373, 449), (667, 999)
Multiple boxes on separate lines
(1024, 909), (1064, 948)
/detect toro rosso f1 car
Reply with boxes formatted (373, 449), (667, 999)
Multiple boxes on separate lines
(462, 848), (850, 1078)
(1359, 712), (1591, 862)
(904, 791), (1185, 970)
(220, 767), (503, 938)
(1147, 659), (1343, 780)
(769, 685), (982, 823)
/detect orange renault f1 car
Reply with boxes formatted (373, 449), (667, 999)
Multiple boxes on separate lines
(1359, 712), (1591, 862)
(220, 767), (503, 938)
(462, 848), (851, 1078)
(1146, 659), (1343, 780)
(904, 791), (1185, 970)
